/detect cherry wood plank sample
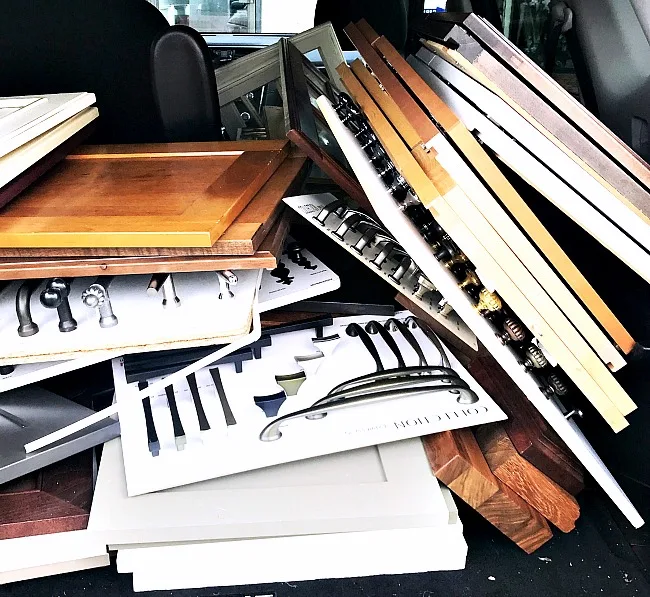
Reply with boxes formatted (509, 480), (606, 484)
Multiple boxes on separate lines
(0, 152), (307, 260)
(396, 293), (585, 495)
(476, 424), (580, 533)
(423, 429), (552, 553)
(0, 140), (289, 248)
(0, 451), (93, 540)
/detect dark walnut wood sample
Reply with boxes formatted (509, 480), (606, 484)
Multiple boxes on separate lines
(398, 293), (585, 495)
(423, 429), (553, 553)
(0, 450), (93, 540)
(476, 424), (580, 533)
(0, 140), (290, 249)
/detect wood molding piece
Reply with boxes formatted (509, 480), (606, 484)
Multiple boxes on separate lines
(396, 292), (586, 495)
(423, 429), (552, 553)
(476, 424), (580, 533)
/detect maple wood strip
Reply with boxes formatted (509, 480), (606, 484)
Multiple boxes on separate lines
(370, 33), (634, 358)
(476, 424), (580, 533)
(337, 63), (630, 430)
(424, 430), (552, 553)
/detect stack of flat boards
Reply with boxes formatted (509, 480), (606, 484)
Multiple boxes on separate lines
(89, 437), (466, 591)
(0, 141), (309, 278)
(0, 93), (98, 209)
(306, 19), (645, 528)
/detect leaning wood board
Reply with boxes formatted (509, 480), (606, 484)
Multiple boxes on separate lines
(397, 293), (585, 495)
(338, 33), (634, 430)
(423, 429), (552, 553)
(0, 140), (290, 248)
(476, 424), (580, 533)
(349, 20), (632, 364)
(415, 13), (650, 223)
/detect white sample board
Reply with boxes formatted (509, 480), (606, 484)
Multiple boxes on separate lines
(119, 520), (467, 592)
(0, 93), (96, 158)
(113, 312), (506, 495)
(0, 529), (109, 585)
(315, 92), (644, 528)
(89, 437), (456, 547)
(0, 270), (260, 364)
(258, 238), (340, 311)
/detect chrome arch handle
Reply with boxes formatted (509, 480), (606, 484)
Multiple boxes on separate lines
(259, 382), (479, 442)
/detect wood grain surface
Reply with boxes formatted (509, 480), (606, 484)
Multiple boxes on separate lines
(476, 424), (580, 533)
(0, 211), (290, 280)
(0, 140), (289, 248)
(423, 429), (553, 553)
(0, 152), (307, 261)
(396, 293), (586, 496)
(0, 451), (93, 540)
(336, 52), (631, 431)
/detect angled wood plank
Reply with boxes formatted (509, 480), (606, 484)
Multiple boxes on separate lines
(0, 140), (289, 248)
(476, 424), (580, 533)
(363, 26), (633, 366)
(336, 60), (631, 431)
(423, 430), (553, 553)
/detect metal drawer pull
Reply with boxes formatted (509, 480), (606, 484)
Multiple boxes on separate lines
(259, 382), (477, 442)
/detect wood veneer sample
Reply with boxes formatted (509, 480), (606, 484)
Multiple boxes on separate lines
(0, 450), (93, 540)
(336, 53), (631, 432)
(396, 293), (585, 496)
(423, 429), (552, 553)
(0, 140), (289, 249)
(476, 424), (580, 533)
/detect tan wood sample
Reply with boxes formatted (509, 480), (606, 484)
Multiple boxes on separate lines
(423, 429), (553, 553)
(0, 152), (308, 258)
(336, 57), (631, 431)
(366, 28), (634, 360)
(0, 140), (290, 248)
(476, 424), (580, 533)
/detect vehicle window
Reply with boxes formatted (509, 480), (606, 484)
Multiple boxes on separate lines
(496, 0), (581, 100)
(147, 0), (318, 33)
